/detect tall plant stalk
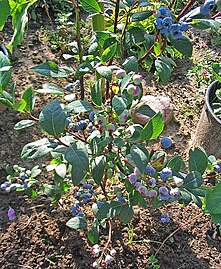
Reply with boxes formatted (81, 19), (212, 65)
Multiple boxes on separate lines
(72, 0), (84, 99)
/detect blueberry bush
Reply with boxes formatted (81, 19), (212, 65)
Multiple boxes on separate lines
(1, 0), (221, 267)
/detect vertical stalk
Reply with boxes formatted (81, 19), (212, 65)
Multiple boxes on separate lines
(74, 1), (84, 99)
(92, 2), (105, 97)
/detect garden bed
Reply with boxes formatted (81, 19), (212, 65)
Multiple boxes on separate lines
(0, 7), (221, 269)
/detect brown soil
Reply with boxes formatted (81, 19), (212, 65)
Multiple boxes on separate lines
(0, 9), (221, 269)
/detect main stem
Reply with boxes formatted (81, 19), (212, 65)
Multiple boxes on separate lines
(75, 2), (84, 100)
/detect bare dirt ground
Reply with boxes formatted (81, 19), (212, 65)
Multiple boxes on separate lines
(0, 8), (221, 269)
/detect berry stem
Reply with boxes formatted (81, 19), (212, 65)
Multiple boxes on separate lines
(98, 219), (112, 263)
(155, 212), (204, 256)
(176, 0), (196, 21)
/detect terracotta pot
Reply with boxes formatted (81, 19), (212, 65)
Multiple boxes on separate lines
(192, 80), (221, 157)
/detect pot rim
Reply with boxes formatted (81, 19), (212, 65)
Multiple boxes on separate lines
(205, 80), (221, 125)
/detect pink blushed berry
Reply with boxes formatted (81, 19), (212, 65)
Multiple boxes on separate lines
(149, 189), (157, 199)
(116, 69), (126, 79)
(132, 86), (141, 96)
(133, 74), (143, 85)
(134, 181), (142, 190)
(173, 176), (184, 187)
(92, 244), (100, 257)
(92, 261), (100, 268)
(127, 84), (135, 95)
(110, 249), (117, 256)
(105, 254), (113, 265)
(128, 173), (137, 184)
(8, 207), (16, 221)
(138, 185), (148, 198)
(170, 187), (180, 197)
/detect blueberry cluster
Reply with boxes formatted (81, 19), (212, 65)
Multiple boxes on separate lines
(160, 213), (171, 223)
(65, 80), (80, 91)
(0, 165), (32, 192)
(71, 183), (93, 217)
(128, 164), (184, 204)
(66, 118), (89, 133)
(155, 6), (189, 40)
(116, 69), (143, 97)
(92, 245), (117, 268)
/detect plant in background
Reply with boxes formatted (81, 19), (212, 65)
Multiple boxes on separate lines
(210, 62), (221, 119)
(1, 0), (221, 267)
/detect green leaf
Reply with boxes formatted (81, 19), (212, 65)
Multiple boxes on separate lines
(91, 79), (102, 106)
(32, 61), (73, 78)
(130, 10), (153, 22)
(204, 183), (221, 215)
(189, 147), (208, 175)
(120, 73), (133, 91)
(124, 27), (146, 49)
(13, 99), (26, 112)
(91, 155), (106, 185)
(137, 104), (156, 117)
(169, 35), (193, 57)
(154, 42), (162, 57)
(67, 100), (93, 113)
(101, 42), (118, 63)
(21, 138), (56, 159)
(130, 145), (149, 173)
(0, 52), (11, 91)
(167, 156), (185, 173)
(65, 141), (89, 185)
(55, 163), (67, 179)
(79, 0), (101, 13)
(112, 96), (127, 115)
(96, 66), (112, 82)
(0, 0), (10, 30)
(96, 201), (121, 220)
(14, 119), (36, 130)
(212, 63), (221, 82)
(192, 19), (220, 30)
(22, 86), (36, 113)
(75, 60), (94, 77)
(141, 112), (164, 141)
(122, 56), (138, 73)
(8, 0), (37, 49)
(180, 188), (192, 206)
(36, 83), (63, 95)
(88, 219), (99, 244)
(183, 171), (203, 189)
(66, 217), (87, 229)
(118, 203), (134, 224)
(155, 59), (171, 84)
(39, 99), (67, 136)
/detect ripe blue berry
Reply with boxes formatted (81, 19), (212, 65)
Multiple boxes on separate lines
(97, 201), (105, 208)
(214, 164), (221, 173)
(83, 183), (93, 189)
(159, 186), (169, 195)
(89, 111), (95, 121)
(76, 211), (84, 217)
(160, 167), (172, 181)
(65, 83), (74, 91)
(160, 137), (172, 149)
(149, 189), (157, 199)
(118, 197), (125, 204)
(145, 165), (156, 175)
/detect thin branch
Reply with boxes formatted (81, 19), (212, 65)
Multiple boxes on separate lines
(176, 0), (196, 21)
(155, 213), (204, 256)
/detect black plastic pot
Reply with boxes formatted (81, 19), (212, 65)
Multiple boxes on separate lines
(192, 80), (221, 157)
(205, 80), (221, 125)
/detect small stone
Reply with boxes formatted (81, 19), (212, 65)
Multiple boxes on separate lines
(132, 95), (173, 125)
